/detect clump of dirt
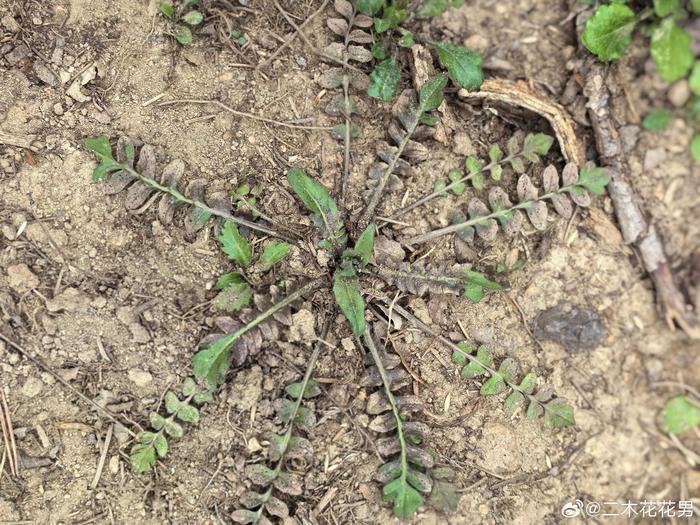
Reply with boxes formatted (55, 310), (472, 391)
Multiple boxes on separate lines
(1, 0), (698, 524)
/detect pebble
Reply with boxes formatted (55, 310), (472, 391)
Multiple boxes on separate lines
(643, 148), (667, 171)
(128, 369), (153, 388)
(22, 376), (44, 398)
(374, 235), (405, 264)
(452, 132), (476, 156)
(53, 103), (64, 116)
(7, 263), (40, 293)
(619, 125), (640, 152)
(534, 303), (605, 351)
(668, 79), (690, 108)
(46, 287), (90, 313)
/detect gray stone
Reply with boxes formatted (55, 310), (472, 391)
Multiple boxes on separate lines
(534, 303), (605, 351)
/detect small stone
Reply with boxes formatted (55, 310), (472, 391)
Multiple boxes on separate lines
(644, 148), (667, 171)
(288, 309), (316, 342)
(128, 369), (153, 388)
(452, 132), (475, 156)
(108, 455), (120, 474)
(5, 44), (29, 66)
(246, 437), (262, 453)
(534, 303), (605, 351)
(52, 103), (64, 116)
(668, 80), (690, 108)
(22, 377), (43, 398)
(464, 34), (488, 54)
(1, 15), (21, 32)
(374, 235), (405, 264)
(33, 62), (56, 86)
(341, 337), (355, 351)
(46, 287), (89, 313)
(128, 323), (150, 344)
(7, 263), (40, 293)
(619, 125), (640, 153)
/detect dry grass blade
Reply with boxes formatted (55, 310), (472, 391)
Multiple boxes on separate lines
(0, 390), (18, 476)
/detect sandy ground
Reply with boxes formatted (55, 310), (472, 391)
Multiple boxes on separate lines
(1, 0), (699, 524)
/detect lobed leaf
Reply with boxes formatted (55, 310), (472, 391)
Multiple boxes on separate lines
(193, 335), (234, 388)
(650, 17), (693, 82)
(333, 267), (366, 336)
(383, 477), (424, 519)
(259, 242), (290, 271)
(218, 221), (252, 267)
(213, 281), (252, 312)
(431, 41), (483, 91)
(368, 58), (401, 102)
(418, 75), (448, 112)
(353, 224), (375, 266)
(182, 10), (203, 25)
(582, 4), (636, 61)
(131, 443), (157, 474)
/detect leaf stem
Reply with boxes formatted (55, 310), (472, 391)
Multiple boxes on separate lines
(362, 328), (409, 497)
(380, 300), (572, 424)
(388, 153), (520, 220)
(405, 185), (575, 245)
(252, 317), (328, 524)
(212, 277), (327, 357)
(122, 165), (297, 243)
(357, 110), (422, 231)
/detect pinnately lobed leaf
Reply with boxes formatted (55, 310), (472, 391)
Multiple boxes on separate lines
(383, 477), (423, 519)
(582, 4), (636, 62)
(353, 224), (375, 266)
(368, 58), (401, 102)
(332, 267), (366, 336)
(287, 168), (338, 222)
(419, 74), (448, 112)
(430, 41), (483, 91)
(218, 221), (252, 267)
(259, 242), (290, 271)
(650, 17), (694, 82)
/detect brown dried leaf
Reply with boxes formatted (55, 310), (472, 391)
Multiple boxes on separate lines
(353, 14), (374, 27)
(318, 68), (345, 89)
(360, 366), (410, 390)
(569, 188), (591, 207)
(502, 209), (524, 236)
(349, 70), (370, 90)
(327, 17), (348, 36)
(274, 471), (303, 496)
(369, 413), (397, 433)
(562, 162), (579, 186)
(516, 174), (538, 202)
(334, 0), (353, 18)
(349, 29), (373, 44)
(265, 496), (289, 518)
(542, 164), (559, 193)
(551, 193), (573, 219)
(347, 45), (373, 63)
(526, 201), (548, 230)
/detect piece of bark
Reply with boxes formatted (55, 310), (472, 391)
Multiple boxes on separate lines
(458, 79), (585, 166)
(576, 18), (698, 337)
(0, 130), (36, 150)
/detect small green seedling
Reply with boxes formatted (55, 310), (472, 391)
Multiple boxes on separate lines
(582, 1), (699, 158)
(159, 1), (204, 45)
